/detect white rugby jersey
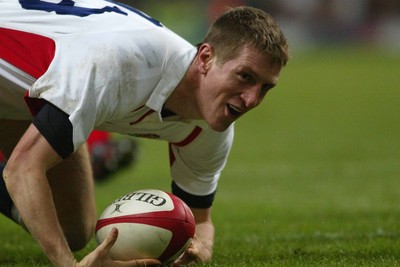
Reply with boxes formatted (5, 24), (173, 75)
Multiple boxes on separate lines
(0, 0), (234, 197)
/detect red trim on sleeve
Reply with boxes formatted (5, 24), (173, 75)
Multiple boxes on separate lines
(169, 126), (202, 166)
(170, 126), (202, 147)
(169, 143), (175, 166)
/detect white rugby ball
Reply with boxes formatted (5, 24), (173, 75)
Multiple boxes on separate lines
(95, 189), (195, 264)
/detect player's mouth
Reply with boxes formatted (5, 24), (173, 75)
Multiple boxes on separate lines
(227, 103), (244, 118)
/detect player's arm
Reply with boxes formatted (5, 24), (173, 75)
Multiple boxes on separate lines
(4, 127), (161, 267)
(170, 127), (233, 266)
(3, 103), (160, 267)
(3, 123), (77, 265)
(172, 207), (214, 266)
(170, 181), (215, 266)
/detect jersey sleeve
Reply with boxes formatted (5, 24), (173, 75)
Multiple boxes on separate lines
(169, 124), (234, 208)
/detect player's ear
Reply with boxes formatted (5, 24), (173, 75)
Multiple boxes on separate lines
(197, 43), (214, 73)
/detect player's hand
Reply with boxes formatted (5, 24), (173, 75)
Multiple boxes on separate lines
(78, 228), (161, 267)
(171, 234), (212, 266)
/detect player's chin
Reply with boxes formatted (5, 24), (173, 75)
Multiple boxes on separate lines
(207, 119), (234, 132)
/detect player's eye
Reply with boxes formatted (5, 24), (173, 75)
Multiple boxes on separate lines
(238, 72), (252, 82)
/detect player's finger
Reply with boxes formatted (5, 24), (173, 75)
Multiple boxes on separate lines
(97, 227), (119, 254)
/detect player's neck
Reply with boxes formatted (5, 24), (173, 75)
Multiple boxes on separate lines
(164, 61), (201, 120)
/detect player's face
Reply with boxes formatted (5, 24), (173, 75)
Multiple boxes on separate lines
(197, 45), (282, 132)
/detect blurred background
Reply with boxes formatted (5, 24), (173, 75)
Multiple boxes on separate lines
(121, 0), (400, 54)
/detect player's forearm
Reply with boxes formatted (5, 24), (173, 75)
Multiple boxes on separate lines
(4, 167), (76, 266)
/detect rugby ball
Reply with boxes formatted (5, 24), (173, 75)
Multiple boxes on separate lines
(95, 189), (195, 264)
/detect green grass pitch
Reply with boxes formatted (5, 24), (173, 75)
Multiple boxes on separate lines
(1, 47), (399, 266)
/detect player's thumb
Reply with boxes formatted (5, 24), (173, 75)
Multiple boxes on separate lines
(99, 227), (119, 253)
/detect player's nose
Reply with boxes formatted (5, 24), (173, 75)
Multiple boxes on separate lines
(241, 86), (261, 109)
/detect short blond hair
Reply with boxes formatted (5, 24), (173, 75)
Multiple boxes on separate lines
(202, 6), (289, 66)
